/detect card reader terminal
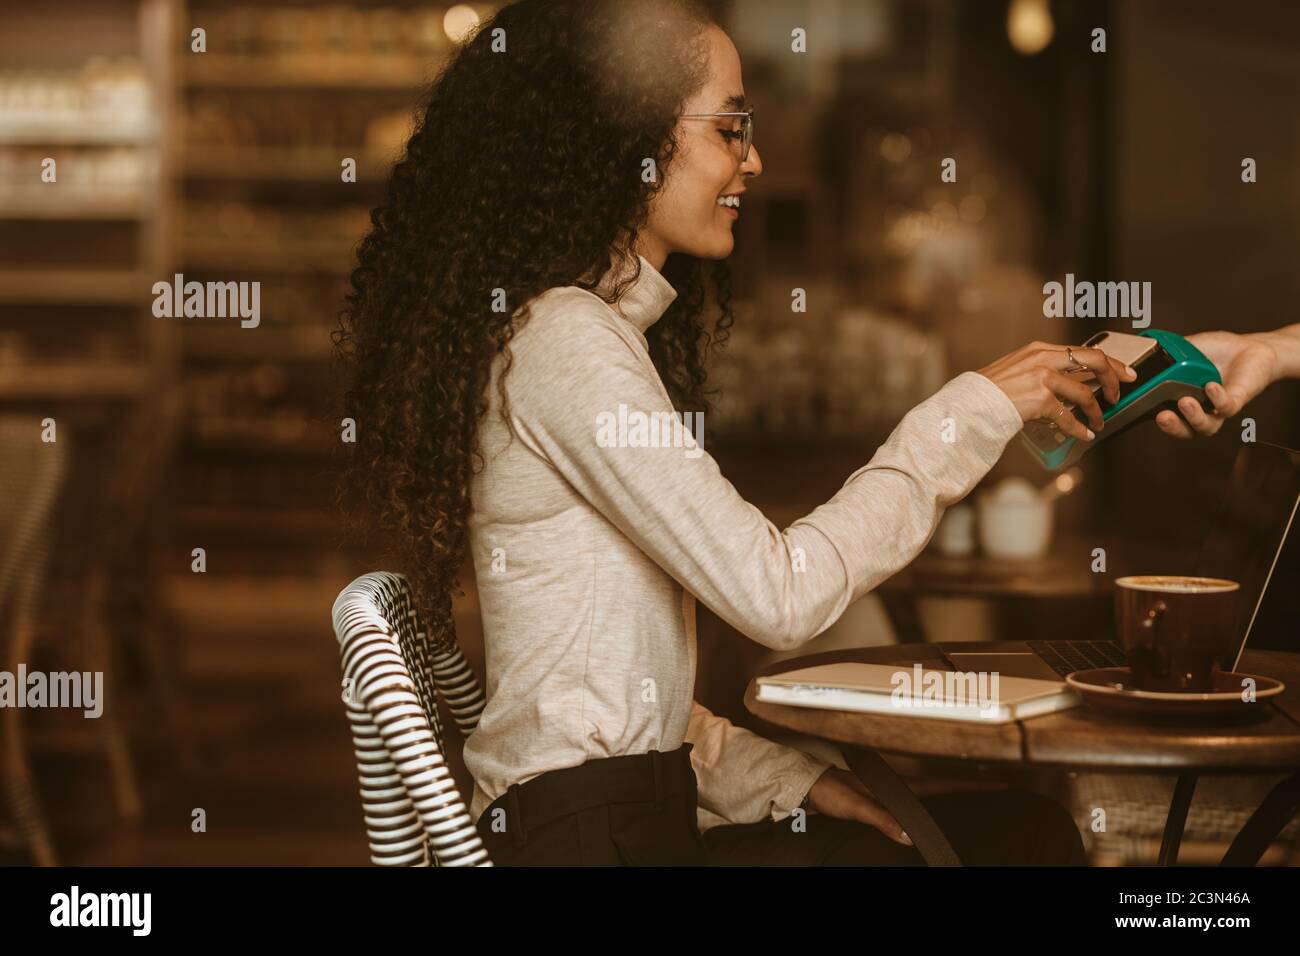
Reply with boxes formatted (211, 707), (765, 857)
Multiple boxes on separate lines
(1020, 329), (1221, 471)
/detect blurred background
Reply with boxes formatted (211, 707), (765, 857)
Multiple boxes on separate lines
(1, 0), (1298, 866)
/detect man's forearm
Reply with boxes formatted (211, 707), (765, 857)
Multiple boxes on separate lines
(1258, 323), (1300, 380)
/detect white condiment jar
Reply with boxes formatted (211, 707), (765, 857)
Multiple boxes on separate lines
(977, 476), (1054, 560)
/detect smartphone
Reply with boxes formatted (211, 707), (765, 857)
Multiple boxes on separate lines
(1023, 330), (1168, 452)
(1078, 330), (1159, 369)
(1064, 330), (1163, 416)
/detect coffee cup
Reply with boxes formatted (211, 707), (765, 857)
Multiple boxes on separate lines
(1114, 575), (1240, 692)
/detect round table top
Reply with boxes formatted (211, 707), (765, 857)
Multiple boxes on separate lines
(744, 644), (1300, 772)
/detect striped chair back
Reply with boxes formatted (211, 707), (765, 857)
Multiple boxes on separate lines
(331, 572), (491, 866)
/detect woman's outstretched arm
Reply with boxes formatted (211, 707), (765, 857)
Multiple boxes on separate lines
(502, 293), (1097, 650)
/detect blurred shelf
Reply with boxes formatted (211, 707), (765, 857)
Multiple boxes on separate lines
(185, 56), (434, 91)
(180, 238), (355, 273)
(164, 572), (363, 642)
(0, 124), (158, 146)
(0, 194), (153, 220)
(179, 504), (339, 536)
(183, 145), (396, 181)
(188, 416), (334, 456)
(184, 323), (334, 362)
(0, 268), (146, 304)
(0, 361), (148, 399)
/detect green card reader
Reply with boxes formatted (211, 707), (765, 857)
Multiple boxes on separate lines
(1020, 329), (1222, 471)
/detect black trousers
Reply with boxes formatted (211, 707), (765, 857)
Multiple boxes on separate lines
(474, 744), (1088, 866)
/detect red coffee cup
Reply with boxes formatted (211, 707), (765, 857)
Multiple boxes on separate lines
(1114, 575), (1240, 692)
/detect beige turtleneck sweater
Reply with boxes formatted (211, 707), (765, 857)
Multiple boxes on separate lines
(462, 253), (1025, 830)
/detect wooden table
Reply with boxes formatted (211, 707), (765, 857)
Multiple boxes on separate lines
(746, 643), (1300, 866)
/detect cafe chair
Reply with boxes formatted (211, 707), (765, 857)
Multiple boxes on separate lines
(0, 417), (67, 866)
(331, 572), (491, 866)
(1070, 772), (1300, 865)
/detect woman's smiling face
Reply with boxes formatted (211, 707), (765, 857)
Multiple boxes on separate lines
(638, 24), (762, 268)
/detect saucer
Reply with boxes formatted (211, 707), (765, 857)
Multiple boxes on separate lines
(1065, 667), (1285, 718)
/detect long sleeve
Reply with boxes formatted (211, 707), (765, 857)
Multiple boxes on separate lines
(686, 700), (831, 827)
(504, 294), (1024, 651)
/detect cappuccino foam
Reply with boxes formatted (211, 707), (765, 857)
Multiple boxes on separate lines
(1117, 575), (1239, 594)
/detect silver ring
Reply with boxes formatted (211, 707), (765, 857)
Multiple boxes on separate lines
(1053, 401), (1069, 420)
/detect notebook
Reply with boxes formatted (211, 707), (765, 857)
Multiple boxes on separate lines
(755, 662), (1080, 724)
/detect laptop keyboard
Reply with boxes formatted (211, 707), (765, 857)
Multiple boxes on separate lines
(1026, 640), (1128, 678)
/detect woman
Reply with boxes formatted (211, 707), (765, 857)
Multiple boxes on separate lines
(337, 0), (1128, 866)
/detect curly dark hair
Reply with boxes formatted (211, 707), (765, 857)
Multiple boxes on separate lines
(335, 0), (735, 641)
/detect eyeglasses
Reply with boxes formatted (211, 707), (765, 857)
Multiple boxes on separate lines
(679, 107), (754, 163)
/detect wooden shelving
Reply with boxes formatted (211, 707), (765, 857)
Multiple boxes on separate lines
(183, 145), (396, 181)
(0, 0), (469, 651)
(185, 54), (433, 91)
(0, 268), (149, 305)
(170, 1), (464, 531)
(0, 361), (148, 399)
(0, 125), (158, 146)
(179, 503), (339, 536)
(0, 193), (154, 220)
(0, 0), (176, 408)
(180, 237), (357, 273)
(188, 416), (333, 456)
(183, 323), (333, 362)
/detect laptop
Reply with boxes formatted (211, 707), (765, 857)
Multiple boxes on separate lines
(940, 442), (1300, 681)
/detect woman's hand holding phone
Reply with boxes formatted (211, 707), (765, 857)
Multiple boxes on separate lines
(978, 341), (1137, 443)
